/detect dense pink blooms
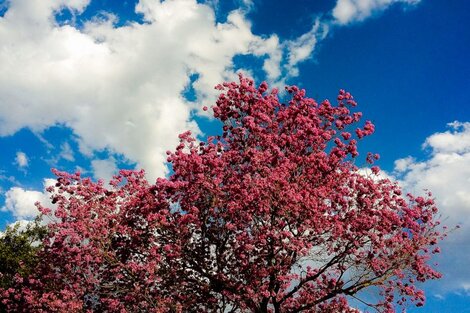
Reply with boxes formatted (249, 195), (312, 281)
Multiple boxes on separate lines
(1, 75), (445, 312)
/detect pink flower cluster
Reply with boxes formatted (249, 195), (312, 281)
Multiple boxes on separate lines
(1, 75), (445, 312)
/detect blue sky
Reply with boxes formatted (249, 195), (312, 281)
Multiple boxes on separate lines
(0, 0), (469, 311)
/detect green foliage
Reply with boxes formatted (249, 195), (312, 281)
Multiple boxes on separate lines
(0, 217), (46, 290)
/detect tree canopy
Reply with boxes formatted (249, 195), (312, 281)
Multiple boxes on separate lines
(0, 76), (445, 312)
(0, 217), (46, 312)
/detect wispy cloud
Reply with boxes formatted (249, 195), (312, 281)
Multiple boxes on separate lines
(15, 151), (29, 168)
(332, 0), (421, 25)
(59, 142), (75, 162)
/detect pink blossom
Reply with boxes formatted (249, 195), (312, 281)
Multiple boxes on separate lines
(1, 75), (445, 312)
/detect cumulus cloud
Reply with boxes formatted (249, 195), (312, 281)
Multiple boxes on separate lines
(1, 178), (55, 219)
(332, 0), (420, 25)
(393, 121), (470, 293)
(15, 151), (28, 168)
(423, 121), (470, 154)
(0, 0), (329, 181)
(0, 0), (420, 183)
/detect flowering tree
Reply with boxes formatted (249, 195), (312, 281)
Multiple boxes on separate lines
(1, 76), (444, 312)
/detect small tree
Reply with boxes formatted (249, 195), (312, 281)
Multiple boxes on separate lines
(1, 76), (445, 312)
(0, 217), (46, 312)
(0, 218), (46, 288)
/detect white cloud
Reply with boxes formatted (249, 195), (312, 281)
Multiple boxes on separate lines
(15, 151), (28, 168)
(332, 0), (420, 25)
(59, 142), (75, 162)
(1, 179), (55, 220)
(423, 121), (470, 154)
(2, 219), (32, 233)
(393, 121), (470, 293)
(285, 19), (328, 78)
(357, 166), (395, 182)
(250, 34), (283, 81)
(393, 155), (415, 172)
(249, 19), (329, 85)
(91, 157), (118, 183)
(0, 0), (420, 183)
(1, 0), (326, 181)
